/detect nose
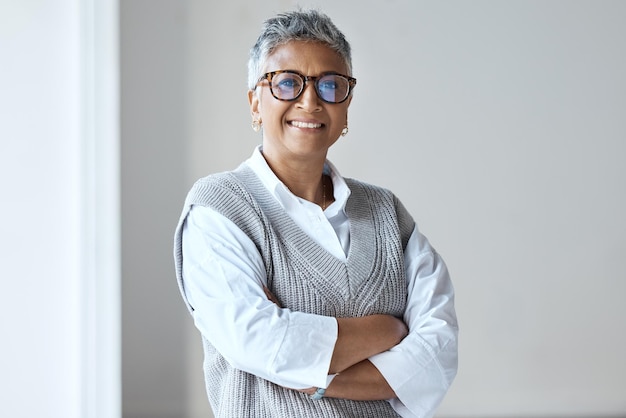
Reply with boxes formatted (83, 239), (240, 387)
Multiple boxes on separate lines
(296, 80), (322, 112)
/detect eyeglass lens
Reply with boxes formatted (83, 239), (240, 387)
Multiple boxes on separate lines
(270, 72), (351, 103)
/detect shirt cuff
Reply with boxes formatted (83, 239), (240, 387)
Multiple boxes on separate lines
(270, 313), (338, 389)
(369, 333), (456, 418)
(324, 373), (338, 388)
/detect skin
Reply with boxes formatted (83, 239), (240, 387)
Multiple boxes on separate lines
(250, 43), (408, 400)
(248, 41), (351, 207)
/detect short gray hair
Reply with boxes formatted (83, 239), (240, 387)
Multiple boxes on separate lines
(247, 9), (353, 90)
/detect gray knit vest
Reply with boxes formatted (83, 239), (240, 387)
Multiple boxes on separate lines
(174, 164), (415, 418)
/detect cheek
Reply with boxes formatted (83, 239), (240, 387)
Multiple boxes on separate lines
(333, 107), (349, 125)
(261, 102), (290, 124)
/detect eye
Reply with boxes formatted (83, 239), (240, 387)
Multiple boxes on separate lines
(274, 74), (302, 91)
(318, 78), (339, 91)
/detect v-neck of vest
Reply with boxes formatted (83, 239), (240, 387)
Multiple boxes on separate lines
(234, 166), (377, 283)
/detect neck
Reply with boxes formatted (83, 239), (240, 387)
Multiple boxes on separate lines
(261, 150), (330, 208)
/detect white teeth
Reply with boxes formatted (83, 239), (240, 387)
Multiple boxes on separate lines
(291, 121), (322, 129)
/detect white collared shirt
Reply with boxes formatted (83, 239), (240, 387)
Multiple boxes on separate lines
(181, 146), (458, 418)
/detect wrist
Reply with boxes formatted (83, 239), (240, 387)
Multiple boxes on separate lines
(310, 387), (326, 400)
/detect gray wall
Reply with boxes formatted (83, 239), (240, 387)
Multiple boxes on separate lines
(121, 1), (190, 417)
(121, 1), (626, 417)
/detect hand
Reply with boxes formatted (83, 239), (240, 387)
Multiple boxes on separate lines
(278, 384), (316, 395)
(294, 387), (317, 395)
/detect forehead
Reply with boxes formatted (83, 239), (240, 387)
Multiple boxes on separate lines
(263, 41), (348, 75)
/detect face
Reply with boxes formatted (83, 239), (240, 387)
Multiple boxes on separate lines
(249, 41), (352, 166)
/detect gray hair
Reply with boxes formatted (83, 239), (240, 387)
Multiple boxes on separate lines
(247, 9), (353, 90)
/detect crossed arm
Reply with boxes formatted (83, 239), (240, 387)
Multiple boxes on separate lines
(264, 286), (408, 400)
(183, 206), (458, 412)
(325, 316), (408, 400)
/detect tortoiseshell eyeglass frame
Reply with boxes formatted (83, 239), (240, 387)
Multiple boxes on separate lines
(255, 70), (357, 104)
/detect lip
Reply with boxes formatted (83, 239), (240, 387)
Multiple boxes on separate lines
(287, 119), (325, 129)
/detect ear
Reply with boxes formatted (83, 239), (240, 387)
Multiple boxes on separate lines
(248, 89), (260, 119)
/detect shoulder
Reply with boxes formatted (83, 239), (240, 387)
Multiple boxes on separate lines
(185, 166), (256, 208)
(344, 177), (404, 210)
(345, 177), (415, 246)
(344, 177), (393, 198)
(190, 170), (242, 194)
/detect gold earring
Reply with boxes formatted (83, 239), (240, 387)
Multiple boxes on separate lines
(341, 125), (349, 136)
(252, 119), (262, 132)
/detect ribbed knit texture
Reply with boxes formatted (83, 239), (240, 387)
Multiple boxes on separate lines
(174, 164), (415, 418)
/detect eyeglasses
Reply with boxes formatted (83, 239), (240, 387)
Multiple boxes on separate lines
(256, 70), (357, 104)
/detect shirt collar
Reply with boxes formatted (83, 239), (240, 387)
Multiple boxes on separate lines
(245, 145), (351, 215)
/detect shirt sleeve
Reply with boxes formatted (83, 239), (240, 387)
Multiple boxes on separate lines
(181, 205), (338, 390)
(369, 225), (459, 418)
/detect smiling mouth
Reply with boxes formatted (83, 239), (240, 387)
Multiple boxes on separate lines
(289, 120), (323, 129)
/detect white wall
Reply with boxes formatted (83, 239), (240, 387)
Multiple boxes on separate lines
(0, 1), (119, 418)
(121, 1), (626, 417)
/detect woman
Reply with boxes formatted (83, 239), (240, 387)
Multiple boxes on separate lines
(174, 9), (458, 418)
